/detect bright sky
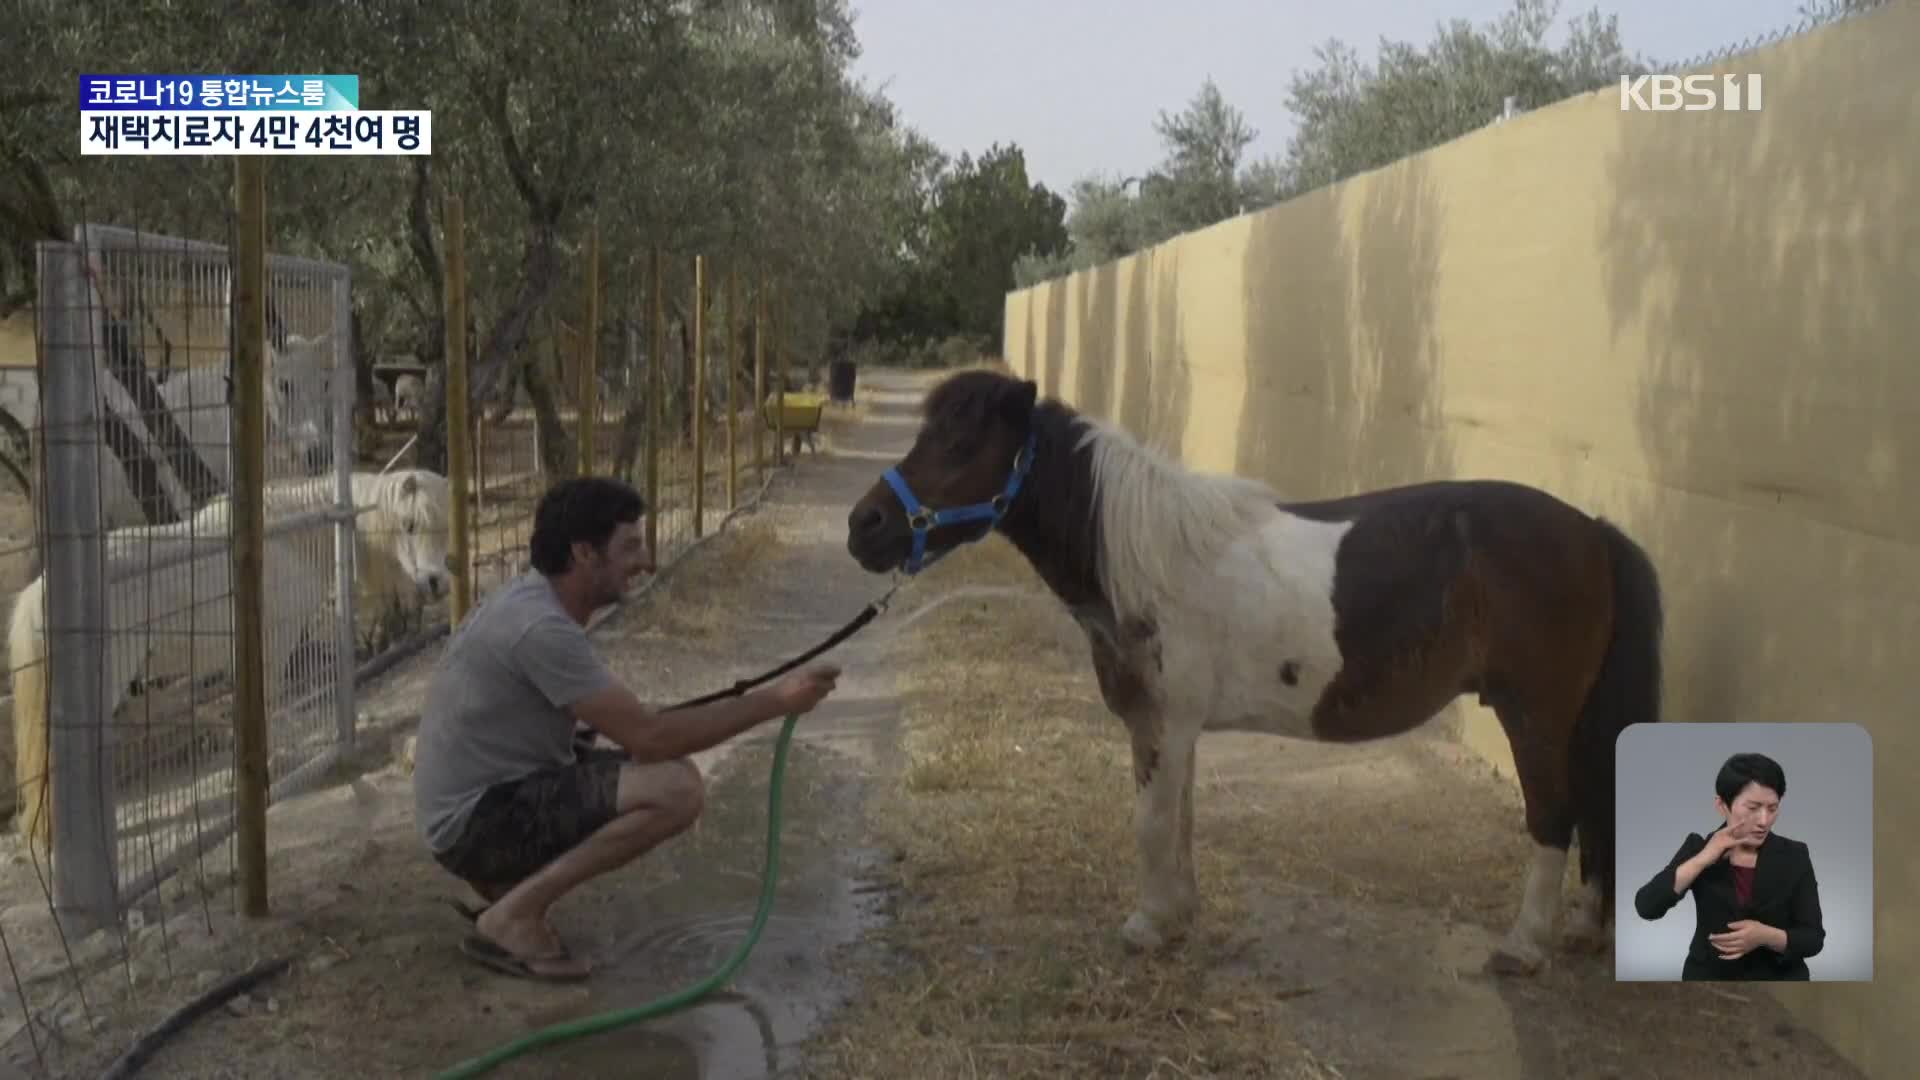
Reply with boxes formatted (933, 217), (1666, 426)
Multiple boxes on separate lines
(845, 0), (1829, 196)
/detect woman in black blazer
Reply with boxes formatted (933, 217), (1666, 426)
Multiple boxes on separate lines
(1633, 752), (1826, 981)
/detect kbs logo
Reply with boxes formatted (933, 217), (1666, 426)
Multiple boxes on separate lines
(1618, 73), (1763, 112)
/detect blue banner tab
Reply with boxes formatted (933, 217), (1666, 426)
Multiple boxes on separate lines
(78, 75), (359, 111)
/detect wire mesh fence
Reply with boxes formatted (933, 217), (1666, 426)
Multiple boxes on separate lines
(0, 218), (360, 1070)
(38, 225), (356, 910)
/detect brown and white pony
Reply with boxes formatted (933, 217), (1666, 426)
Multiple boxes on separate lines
(844, 369), (1663, 975)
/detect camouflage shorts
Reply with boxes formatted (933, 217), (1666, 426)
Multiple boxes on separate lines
(433, 746), (625, 890)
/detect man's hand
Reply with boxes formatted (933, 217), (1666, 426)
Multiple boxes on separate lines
(574, 662), (844, 763)
(768, 663), (841, 717)
(1711, 919), (1785, 960)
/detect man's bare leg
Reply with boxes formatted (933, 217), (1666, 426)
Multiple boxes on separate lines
(474, 759), (704, 977)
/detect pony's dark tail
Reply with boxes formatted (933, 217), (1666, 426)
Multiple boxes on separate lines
(1570, 517), (1664, 920)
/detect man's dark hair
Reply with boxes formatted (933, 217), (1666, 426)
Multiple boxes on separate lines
(529, 475), (647, 575)
(1715, 752), (1787, 805)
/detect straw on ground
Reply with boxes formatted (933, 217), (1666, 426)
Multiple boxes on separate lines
(803, 535), (1340, 1079)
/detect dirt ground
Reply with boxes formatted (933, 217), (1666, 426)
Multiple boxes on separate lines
(0, 367), (1877, 1079)
(0, 376), (900, 1079)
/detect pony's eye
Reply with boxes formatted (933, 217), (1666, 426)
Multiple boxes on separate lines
(405, 520), (418, 535)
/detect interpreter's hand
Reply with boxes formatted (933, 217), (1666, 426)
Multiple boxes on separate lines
(1710, 919), (1777, 961)
(770, 662), (841, 717)
(1701, 825), (1749, 862)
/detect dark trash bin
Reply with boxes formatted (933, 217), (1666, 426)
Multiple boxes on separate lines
(828, 358), (857, 404)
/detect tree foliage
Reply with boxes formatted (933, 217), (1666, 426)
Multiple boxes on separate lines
(1276, 0), (1647, 196)
(0, 0), (1012, 473)
(1017, 0), (1656, 287)
(1015, 78), (1284, 284)
(849, 142), (1068, 360)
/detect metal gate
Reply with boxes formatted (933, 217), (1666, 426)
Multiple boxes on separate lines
(31, 223), (358, 932)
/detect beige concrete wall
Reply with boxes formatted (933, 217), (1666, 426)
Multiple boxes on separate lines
(1003, 3), (1917, 1074)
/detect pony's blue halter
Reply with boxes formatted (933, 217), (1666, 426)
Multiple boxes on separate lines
(881, 430), (1038, 575)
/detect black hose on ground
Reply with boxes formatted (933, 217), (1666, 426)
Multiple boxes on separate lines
(96, 955), (294, 1080)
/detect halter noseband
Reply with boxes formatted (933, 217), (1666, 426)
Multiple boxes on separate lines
(881, 430), (1037, 575)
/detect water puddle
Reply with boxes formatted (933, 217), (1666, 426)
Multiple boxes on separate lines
(466, 739), (894, 1080)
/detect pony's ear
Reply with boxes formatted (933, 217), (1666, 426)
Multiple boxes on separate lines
(1001, 378), (1038, 425)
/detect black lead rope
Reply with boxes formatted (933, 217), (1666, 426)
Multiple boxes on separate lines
(656, 581), (902, 715)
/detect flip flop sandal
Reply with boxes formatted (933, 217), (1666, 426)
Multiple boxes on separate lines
(448, 900), (575, 954)
(459, 934), (590, 984)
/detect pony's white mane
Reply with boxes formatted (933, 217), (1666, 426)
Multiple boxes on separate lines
(1074, 415), (1281, 623)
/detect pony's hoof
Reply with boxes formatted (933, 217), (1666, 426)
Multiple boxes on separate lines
(1485, 941), (1545, 977)
(1558, 922), (1611, 955)
(1559, 893), (1610, 955)
(1120, 910), (1174, 952)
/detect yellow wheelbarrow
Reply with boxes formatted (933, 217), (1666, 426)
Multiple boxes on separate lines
(764, 390), (826, 456)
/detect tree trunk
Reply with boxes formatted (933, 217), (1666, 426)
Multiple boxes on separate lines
(350, 304), (375, 431)
(417, 219), (560, 474)
(406, 157), (448, 473)
(520, 347), (573, 477)
(0, 407), (30, 496)
(101, 318), (225, 522)
(3, 143), (211, 525)
(675, 304), (695, 443)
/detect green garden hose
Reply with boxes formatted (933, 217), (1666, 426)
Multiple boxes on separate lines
(433, 712), (802, 1079)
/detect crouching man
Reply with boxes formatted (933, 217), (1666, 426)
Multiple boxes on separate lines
(411, 475), (840, 982)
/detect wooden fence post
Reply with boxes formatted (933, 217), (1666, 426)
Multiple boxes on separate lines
(726, 263), (738, 509)
(692, 255), (705, 538)
(446, 192), (472, 625)
(753, 269), (765, 485)
(645, 246), (662, 558)
(773, 281), (786, 467)
(231, 154), (270, 918)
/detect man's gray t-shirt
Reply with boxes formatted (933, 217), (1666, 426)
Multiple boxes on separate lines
(412, 570), (619, 854)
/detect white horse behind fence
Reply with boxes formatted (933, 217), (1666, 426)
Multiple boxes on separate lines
(87, 333), (338, 529)
(7, 467), (451, 856)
